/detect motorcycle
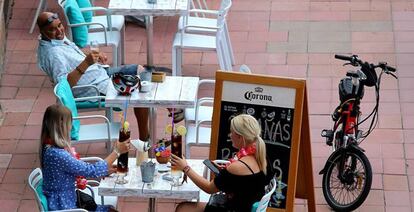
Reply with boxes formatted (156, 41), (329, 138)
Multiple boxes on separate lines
(319, 54), (397, 211)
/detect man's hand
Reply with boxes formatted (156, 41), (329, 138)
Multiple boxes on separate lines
(84, 51), (101, 66)
(138, 65), (145, 72)
(98, 52), (108, 65)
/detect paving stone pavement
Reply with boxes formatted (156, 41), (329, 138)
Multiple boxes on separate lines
(1, 0), (414, 211)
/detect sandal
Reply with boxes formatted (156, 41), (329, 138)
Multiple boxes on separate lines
(168, 108), (185, 123)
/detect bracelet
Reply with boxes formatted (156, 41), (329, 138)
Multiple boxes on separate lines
(76, 66), (84, 75)
(183, 165), (191, 174)
(113, 147), (121, 158)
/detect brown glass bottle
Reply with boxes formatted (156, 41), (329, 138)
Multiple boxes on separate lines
(171, 134), (182, 172)
(117, 130), (130, 173)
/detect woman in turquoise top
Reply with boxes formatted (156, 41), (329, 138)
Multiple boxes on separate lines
(39, 104), (130, 211)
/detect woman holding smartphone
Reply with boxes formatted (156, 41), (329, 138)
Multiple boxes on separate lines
(171, 114), (268, 212)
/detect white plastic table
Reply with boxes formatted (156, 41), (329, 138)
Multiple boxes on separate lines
(108, 0), (189, 67)
(105, 76), (199, 154)
(98, 158), (204, 212)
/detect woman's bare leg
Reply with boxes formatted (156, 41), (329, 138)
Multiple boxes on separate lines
(175, 202), (206, 212)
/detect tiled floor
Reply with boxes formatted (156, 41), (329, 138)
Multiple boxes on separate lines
(1, 0), (414, 211)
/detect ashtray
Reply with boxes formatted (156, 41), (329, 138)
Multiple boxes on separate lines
(157, 163), (170, 173)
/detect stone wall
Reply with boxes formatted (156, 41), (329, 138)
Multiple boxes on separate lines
(0, 0), (9, 124)
(0, 0), (6, 79)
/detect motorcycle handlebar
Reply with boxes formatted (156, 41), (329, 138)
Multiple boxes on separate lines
(335, 54), (353, 61)
(385, 65), (396, 72)
(335, 54), (397, 73)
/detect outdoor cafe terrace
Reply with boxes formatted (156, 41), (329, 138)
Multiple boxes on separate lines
(0, 0), (414, 211)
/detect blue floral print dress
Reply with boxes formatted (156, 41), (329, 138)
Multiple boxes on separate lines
(42, 146), (109, 211)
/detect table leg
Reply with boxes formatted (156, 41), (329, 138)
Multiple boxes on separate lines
(144, 15), (172, 74)
(149, 197), (156, 212)
(149, 107), (157, 158)
(145, 16), (154, 67)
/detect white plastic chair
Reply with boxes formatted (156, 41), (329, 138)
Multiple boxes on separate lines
(185, 66), (251, 125)
(29, 159), (117, 212)
(178, 0), (235, 66)
(54, 81), (121, 153)
(57, 0), (123, 67)
(29, 0), (49, 34)
(172, 0), (233, 76)
(184, 67), (252, 158)
(190, 0), (209, 17)
(252, 178), (277, 212)
(184, 79), (215, 126)
(30, 0), (125, 52)
(185, 119), (212, 158)
(184, 81), (215, 159)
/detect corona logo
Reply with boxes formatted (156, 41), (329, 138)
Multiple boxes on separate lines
(255, 87), (263, 93)
(244, 87), (273, 102)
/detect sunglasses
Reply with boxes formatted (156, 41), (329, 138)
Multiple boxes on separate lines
(39, 13), (59, 28)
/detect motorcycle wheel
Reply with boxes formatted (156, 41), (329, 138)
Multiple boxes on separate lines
(322, 148), (372, 211)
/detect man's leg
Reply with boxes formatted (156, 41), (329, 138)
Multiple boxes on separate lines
(106, 64), (138, 76)
(134, 108), (149, 141)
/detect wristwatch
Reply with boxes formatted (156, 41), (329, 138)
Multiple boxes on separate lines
(113, 147), (121, 158)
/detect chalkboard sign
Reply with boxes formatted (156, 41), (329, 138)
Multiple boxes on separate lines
(210, 71), (315, 212)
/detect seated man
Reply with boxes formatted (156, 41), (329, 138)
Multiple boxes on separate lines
(36, 12), (149, 141)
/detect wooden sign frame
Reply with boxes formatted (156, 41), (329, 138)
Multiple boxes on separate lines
(209, 71), (315, 212)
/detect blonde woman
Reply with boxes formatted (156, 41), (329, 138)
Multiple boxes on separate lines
(171, 114), (267, 212)
(39, 104), (130, 211)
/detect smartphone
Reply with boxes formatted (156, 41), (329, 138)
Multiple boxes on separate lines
(203, 159), (220, 175)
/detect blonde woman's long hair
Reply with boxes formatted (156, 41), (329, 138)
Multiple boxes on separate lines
(39, 104), (73, 167)
(231, 114), (267, 175)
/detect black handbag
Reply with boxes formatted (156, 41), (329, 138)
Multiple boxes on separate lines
(204, 192), (230, 212)
(76, 189), (97, 211)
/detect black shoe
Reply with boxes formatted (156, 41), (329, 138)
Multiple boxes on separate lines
(125, 15), (146, 28)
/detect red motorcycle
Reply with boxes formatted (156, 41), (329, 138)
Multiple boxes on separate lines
(319, 54), (397, 211)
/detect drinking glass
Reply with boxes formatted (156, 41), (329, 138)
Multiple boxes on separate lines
(115, 129), (130, 184)
(171, 134), (183, 186)
(90, 40), (100, 53)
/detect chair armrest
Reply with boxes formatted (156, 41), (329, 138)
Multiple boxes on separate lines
(68, 22), (108, 44)
(80, 6), (108, 13)
(198, 79), (215, 86)
(73, 115), (112, 142)
(85, 184), (95, 199)
(194, 97), (213, 122)
(75, 96), (105, 102)
(74, 96), (106, 109)
(197, 97), (213, 107)
(79, 7), (113, 29)
(189, 9), (218, 16)
(86, 179), (100, 187)
(213, 160), (230, 165)
(183, 24), (219, 31)
(73, 115), (110, 124)
(69, 22), (106, 30)
(203, 159), (230, 180)
(195, 119), (211, 144)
